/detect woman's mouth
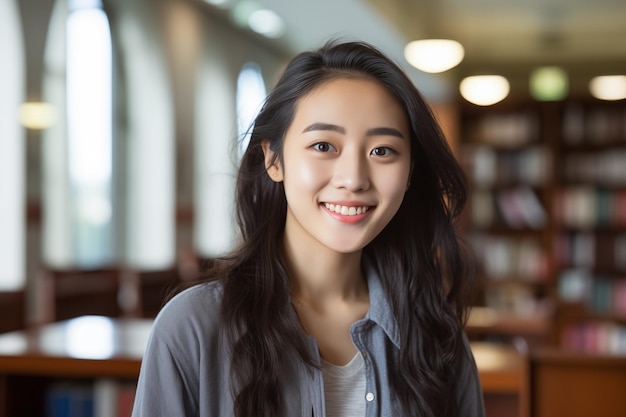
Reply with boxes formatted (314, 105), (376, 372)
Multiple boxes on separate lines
(323, 203), (371, 216)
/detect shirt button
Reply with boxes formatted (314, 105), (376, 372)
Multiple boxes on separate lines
(366, 392), (375, 402)
(361, 351), (368, 359)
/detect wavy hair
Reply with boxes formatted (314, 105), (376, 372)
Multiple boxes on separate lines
(206, 40), (474, 417)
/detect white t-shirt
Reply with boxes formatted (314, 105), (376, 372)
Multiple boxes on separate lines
(321, 352), (367, 417)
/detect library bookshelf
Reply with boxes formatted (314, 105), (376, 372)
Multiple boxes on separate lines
(459, 97), (626, 351)
(460, 100), (559, 345)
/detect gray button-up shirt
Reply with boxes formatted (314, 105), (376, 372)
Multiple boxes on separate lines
(132, 267), (485, 416)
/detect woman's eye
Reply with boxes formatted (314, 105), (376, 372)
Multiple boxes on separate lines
(311, 142), (336, 152)
(371, 147), (395, 157)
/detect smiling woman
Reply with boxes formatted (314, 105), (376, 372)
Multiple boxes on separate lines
(132, 40), (484, 417)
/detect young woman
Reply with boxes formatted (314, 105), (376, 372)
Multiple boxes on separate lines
(132, 41), (485, 417)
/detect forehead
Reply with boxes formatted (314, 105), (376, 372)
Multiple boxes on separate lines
(291, 76), (408, 129)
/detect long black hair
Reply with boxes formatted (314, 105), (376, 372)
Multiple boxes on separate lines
(206, 40), (474, 417)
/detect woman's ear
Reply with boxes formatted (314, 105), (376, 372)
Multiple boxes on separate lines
(261, 140), (283, 182)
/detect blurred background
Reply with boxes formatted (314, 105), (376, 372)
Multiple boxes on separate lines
(1, 0), (626, 416)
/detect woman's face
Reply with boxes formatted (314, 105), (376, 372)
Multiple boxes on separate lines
(264, 77), (412, 255)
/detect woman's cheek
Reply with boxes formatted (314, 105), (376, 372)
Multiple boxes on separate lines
(287, 159), (329, 189)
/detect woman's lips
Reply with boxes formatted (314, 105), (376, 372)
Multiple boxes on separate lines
(321, 202), (375, 224)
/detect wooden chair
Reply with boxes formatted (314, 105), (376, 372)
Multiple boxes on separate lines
(0, 291), (25, 333)
(137, 268), (180, 318)
(38, 267), (141, 323)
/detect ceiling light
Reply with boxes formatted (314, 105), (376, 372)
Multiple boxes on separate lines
(589, 75), (626, 101)
(404, 39), (464, 73)
(530, 66), (568, 101)
(19, 102), (58, 129)
(230, 1), (284, 39)
(248, 9), (285, 38)
(203, 0), (233, 8)
(460, 75), (510, 106)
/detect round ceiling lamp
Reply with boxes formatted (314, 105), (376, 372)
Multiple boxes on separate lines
(460, 75), (510, 106)
(530, 66), (569, 101)
(230, 1), (285, 39)
(248, 9), (285, 38)
(589, 75), (626, 101)
(404, 39), (465, 73)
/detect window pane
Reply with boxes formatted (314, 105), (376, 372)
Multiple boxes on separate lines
(236, 62), (267, 158)
(66, 3), (114, 267)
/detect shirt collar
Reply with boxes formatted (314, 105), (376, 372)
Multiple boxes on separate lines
(364, 262), (401, 349)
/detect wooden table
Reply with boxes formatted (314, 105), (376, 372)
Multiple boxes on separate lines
(531, 347), (626, 417)
(0, 316), (527, 417)
(0, 316), (152, 417)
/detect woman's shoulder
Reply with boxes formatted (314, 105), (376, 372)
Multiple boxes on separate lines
(149, 280), (225, 340)
(165, 280), (224, 311)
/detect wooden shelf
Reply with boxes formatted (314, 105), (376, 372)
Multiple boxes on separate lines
(467, 307), (552, 340)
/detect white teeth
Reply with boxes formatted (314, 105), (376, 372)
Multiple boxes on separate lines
(324, 203), (370, 216)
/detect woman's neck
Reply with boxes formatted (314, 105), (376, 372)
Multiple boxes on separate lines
(282, 235), (367, 310)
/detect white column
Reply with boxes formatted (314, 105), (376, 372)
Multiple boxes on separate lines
(0, 0), (26, 290)
(41, 0), (76, 268)
(194, 37), (238, 258)
(115, 0), (175, 270)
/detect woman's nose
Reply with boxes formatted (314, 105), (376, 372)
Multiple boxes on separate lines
(331, 151), (370, 192)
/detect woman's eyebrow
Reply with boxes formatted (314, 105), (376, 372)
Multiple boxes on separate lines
(302, 122), (345, 134)
(365, 127), (405, 139)
(302, 123), (405, 139)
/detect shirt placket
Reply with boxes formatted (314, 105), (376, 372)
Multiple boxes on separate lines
(351, 321), (379, 417)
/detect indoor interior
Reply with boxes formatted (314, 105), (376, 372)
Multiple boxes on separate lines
(1, 0), (626, 416)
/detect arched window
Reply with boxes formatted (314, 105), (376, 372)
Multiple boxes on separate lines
(236, 62), (267, 158)
(67, 0), (114, 266)
(0, 0), (25, 290)
(42, 0), (114, 268)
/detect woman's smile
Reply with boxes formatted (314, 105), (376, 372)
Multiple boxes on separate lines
(321, 202), (375, 224)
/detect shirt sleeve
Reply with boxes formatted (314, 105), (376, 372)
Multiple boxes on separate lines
(131, 286), (214, 417)
(455, 333), (487, 417)
(132, 326), (200, 416)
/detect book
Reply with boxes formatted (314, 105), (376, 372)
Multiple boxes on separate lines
(46, 383), (94, 417)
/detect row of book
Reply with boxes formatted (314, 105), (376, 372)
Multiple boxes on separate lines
(554, 232), (626, 271)
(466, 111), (541, 147)
(561, 321), (626, 354)
(554, 187), (626, 228)
(46, 379), (135, 417)
(470, 234), (549, 281)
(483, 281), (547, 316)
(472, 186), (547, 230)
(562, 104), (626, 146)
(559, 269), (626, 316)
(562, 150), (626, 186)
(464, 145), (551, 186)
